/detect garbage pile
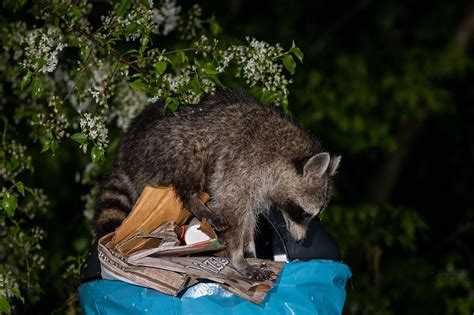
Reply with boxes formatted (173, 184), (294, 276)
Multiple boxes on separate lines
(98, 185), (284, 304)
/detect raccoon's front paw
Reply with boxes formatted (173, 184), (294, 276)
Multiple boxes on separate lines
(208, 216), (229, 232)
(242, 264), (274, 282)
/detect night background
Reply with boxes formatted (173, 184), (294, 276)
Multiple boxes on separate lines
(0, 0), (473, 314)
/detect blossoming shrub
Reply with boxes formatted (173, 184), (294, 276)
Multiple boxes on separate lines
(0, 0), (303, 312)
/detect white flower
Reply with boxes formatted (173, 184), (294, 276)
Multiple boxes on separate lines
(227, 38), (290, 105)
(109, 80), (148, 130)
(21, 26), (64, 73)
(152, 0), (181, 35)
(79, 113), (109, 150)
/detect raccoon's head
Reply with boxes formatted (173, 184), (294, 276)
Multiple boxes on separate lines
(273, 152), (340, 243)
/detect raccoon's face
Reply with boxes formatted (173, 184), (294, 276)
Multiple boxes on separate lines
(276, 152), (340, 243)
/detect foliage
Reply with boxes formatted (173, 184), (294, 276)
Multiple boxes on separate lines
(0, 0), (302, 312)
(293, 51), (453, 153)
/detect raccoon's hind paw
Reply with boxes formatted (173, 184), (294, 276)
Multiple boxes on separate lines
(243, 264), (275, 282)
(208, 216), (229, 232)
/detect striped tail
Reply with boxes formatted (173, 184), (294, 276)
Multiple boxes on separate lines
(93, 174), (136, 238)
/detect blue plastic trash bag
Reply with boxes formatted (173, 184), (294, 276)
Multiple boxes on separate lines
(78, 259), (351, 315)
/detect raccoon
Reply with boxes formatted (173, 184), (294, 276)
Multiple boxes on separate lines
(94, 89), (340, 280)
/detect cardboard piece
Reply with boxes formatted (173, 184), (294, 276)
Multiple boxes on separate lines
(99, 233), (190, 295)
(110, 185), (208, 251)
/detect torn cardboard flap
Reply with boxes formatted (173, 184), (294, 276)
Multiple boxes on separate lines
(111, 185), (208, 248)
(99, 185), (284, 304)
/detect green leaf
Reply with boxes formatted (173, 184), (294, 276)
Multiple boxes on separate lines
(165, 97), (179, 112)
(125, 22), (139, 37)
(20, 71), (33, 90)
(62, 255), (80, 264)
(155, 60), (167, 74)
(191, 75), (201, 94)
(202, 63), (220, 75)
(290, 41), (304, 62)
(209, 19), (221, 36)
(80, 45), (91, 61)
(25, 187), (37, 198)
(71, 7), (82, 18)
(0, 296), (10, 314)
(281, 97), (289, 112)
(50, 139), (59, 154)
(261, 91), (281, 103)
(41, 141), (50, 153)
(139, 36), (150, 54)
(70, 133), (87, 144)
(91, 146), (103, 162)
(11, 287), (24, 304)
(116, 0), (132, 17)
(2, 192), (17, 217)
(138, 0), (151, 7)
(282, 54), (296, 74)
(176, 51), (187, 64)
(31, 75), (41, 98)
(16, 181), (25, 196)
(129, 79), (147, 91)
(208, 74), (224, 88)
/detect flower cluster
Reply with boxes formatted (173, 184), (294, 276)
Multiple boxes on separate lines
(0, 193), (46, 310)
(88, 61), (114, 108)
(0, 141), (32, 180)
(22, 188), (49, 220)
(0, 272), (20, 303)
(110, 80), (148, 130)
(230, 38), (291, 104)
(30, 96), (70, 141)
(153, 0), (181, 35)
(0, 21), (27, 66)
(177, 4), (203, 40)
(216, 51), (233, 73)
(193, 34), (213, 54)
(148, 71), (192, 103)
(21, 26), (64, 73)
(148, 62), (217, 105)
(101, 6), (155, 42)
(79, 113), (109, 152)
(64, 60), (115, 114)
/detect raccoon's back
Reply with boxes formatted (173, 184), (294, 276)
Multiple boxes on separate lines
(114, 90), (319, 183)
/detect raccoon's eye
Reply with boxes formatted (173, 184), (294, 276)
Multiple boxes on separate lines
(285, 200), (312, 223)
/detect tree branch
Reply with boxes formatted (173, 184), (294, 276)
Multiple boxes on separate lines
(75, 28), (147, 76)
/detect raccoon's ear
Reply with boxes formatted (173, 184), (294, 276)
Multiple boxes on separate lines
(329, 155), (341, 176)
(304, 152), (330, 178)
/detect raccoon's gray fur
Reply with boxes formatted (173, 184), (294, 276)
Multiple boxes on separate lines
(94, 89), (340, 279)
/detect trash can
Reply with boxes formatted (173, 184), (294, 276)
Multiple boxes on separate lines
(79, 209), (352, 314)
